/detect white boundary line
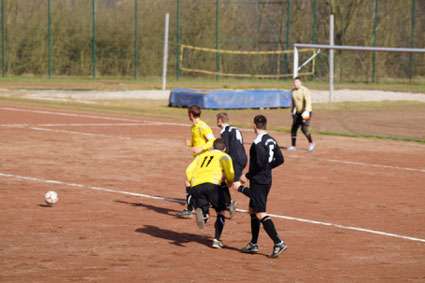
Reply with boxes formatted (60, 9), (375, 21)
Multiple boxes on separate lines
(27, 127), (133, 140)
(0, 106), (142, 122)
(1, 123), (151, 127)
(1, 171), (424, 244)
(291, 155), (425, 173)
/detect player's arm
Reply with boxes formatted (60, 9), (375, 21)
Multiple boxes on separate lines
(185, 157), (198, 183)
(201, 126), (215, 151)
(290, 89), (296, 114)
(304, 88), (312, 112)
(220, 155), (235, 186)
(271, 144), (284, 169)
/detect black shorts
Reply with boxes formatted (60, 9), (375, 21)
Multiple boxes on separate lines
(191, 183), (227, 215)
(292, 112), (312, 128)
(233, 162), (246, 182)
(249, 182), (272, 213)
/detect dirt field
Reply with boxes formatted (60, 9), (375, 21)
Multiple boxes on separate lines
(1, 105), (424, 282)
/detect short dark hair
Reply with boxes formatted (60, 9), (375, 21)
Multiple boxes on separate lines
(213, 138), (226, 150)
(294, 76), (302, 81)
(254, 115), (267, 130)
(188, 104), (201, 117)
(216, 112), (229, 123)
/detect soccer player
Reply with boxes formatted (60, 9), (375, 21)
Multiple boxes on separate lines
(287, 76), (315, 151)
(216, 112), (248, 217)
(176, 104), (216, 218)
(186, 138), (235, 249)
(239, 115), (287, 258)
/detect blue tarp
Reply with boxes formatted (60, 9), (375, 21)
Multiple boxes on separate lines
(169, 88), (292, 109)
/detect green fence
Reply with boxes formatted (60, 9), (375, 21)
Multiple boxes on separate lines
(1, 0), (424, 88)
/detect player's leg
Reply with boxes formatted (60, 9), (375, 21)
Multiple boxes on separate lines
(209, 184), (227, 248)
(226, 162), (245, 217)
(242, 184), (266, 253)
(254, 183), (287, 258)
(221, 181), (238, 218)
(301, 112), (315, 151)
(220, 181), (231, 207)
(213, 211), (226, 248)
(176, 179), (194, 218)
(288, 115), (301, 150)
(233, 162), (250, 199)
(241, 205), (260, 253)
(237, 184), (251, 198)
(191, 184), (210, 229)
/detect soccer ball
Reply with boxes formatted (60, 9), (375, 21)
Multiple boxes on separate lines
(44, 191), (58, 205)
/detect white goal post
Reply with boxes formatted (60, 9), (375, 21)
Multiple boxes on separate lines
(293, 43), (425, 103)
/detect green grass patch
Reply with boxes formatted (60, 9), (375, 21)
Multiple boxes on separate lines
(1, 76), (424, 93)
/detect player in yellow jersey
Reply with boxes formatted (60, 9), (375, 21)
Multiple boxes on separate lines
(177, 104), (216, 218)
(186, 138), (235, 249)
(185, 105), (215, 157)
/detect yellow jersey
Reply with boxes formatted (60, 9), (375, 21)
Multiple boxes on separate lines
(189, 120), (215, 156)
(291, 85), (312, 113)
(186, 149), (235, 187)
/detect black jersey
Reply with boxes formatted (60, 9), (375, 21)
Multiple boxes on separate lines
(220, 125), (248, 168)
(246, 132), (284, 184)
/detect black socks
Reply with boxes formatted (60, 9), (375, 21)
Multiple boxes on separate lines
(261, 216), (281, 245)
(215, 214), (225, 240)
(186, 186), (193, 211)
(238, 185), (251, 198)
(250, 214), (260, 244)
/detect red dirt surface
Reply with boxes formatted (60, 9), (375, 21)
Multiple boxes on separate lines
(1, 105), (424, 282)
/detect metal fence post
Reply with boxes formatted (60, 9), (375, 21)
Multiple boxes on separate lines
(92, 0), (96, 80)
(372, 0), (378, 82)
(216, 0), (219, 80)
(284, 0), (290, 76)
(134, 0), (138, 80)
(176, 0), (180, 80)
(339, 0), (346, 82)
(1, 0), (4, 77)
(162, 13), (169, 90)
(329, 14), (334, 103)
(48, 0), (51, 79)
(409, 0), (416, 80)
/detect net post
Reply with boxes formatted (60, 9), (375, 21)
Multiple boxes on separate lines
(162, 13), (169, 90)
(293, 46), (298, 78)
(329, 14), (334, 103)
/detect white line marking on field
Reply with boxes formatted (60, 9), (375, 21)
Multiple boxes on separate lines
(291, 155), (425, 173)
(1, 171), (424, 243)
(26, 127), (133, 140)
(1, 123), (149, 127)
(0, 106), (142, 122)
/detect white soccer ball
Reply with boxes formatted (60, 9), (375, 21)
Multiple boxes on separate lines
(44, 191), (58, 205)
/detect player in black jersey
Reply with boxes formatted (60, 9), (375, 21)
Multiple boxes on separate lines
(216, 112), (248, 218)
(239, 115), (287, 258)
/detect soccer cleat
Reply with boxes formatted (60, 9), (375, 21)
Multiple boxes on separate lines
(195, 207), (206, 229)
(269, 241), (287, 258)
(287, 146), (296, 151)
(241, 242), (259, 254)
(176, 208), (194, 219)
(228, 200), (238, 219)
(212, 239), (224, 249)
(307, 142), (315, 152)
